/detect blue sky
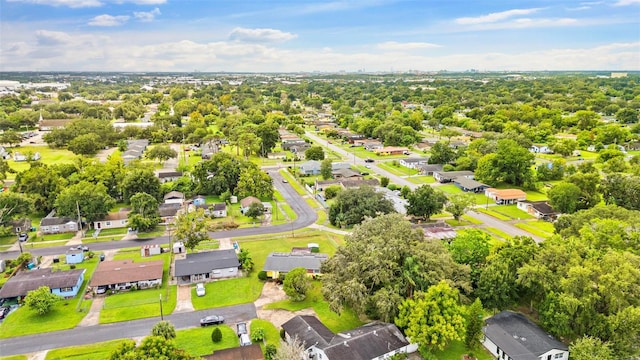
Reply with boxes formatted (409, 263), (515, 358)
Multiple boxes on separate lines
(0, 0), (638, 72)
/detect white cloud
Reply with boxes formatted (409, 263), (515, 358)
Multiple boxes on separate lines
(35, 30), (73, 45)
(614, 0), (640, 5)
(134, 7), (161, 22)
(228, 28), (297, 43)
(89, 14), (130, 26)
(6, 0), (165, 7)
(377, 41), (441, 51)
(6, 0), (102, 7)
(455, 8), (543, 25)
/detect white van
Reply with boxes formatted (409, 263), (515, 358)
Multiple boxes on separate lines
(240, 333), (252, 346)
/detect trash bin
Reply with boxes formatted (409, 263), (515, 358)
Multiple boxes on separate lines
(99, 254), (105, 261)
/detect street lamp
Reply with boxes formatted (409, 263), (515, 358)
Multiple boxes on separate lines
(159, 294), (164, 321)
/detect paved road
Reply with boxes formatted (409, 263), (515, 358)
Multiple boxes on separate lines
(305, 130), (541, 242)
(0, 303), (257, 357)
(0, 171), (317, 260)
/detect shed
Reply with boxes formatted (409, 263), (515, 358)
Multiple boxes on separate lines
(65, 249), (85, 264)
(173, 241), (185, 254)
(193, 195), (206, 206)
(141, 244), (162, 257)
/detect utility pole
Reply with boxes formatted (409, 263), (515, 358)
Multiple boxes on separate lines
(159, 294), (164, 321)
(76, 201), (82, 232)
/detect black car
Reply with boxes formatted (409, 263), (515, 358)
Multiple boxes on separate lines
(200, 315), (225, 326)
(364, 158), (374, 163)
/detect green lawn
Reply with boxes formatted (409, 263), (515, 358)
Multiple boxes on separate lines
(515, 221), (555, 239)
(461, 214), (483, 225)
(438, 184), (463, 194)
(100, 285), (177, 323)
(39, 232), (76, 241)
(279, 169), (306, 195)
(483, 227), (512, 240)
(476, 208), (511, 221)
(305, 198), (318, 208)
(377, 162), (418, 176)
(175, 325), (239, 357)
(316, 209), (328, 225)
(407, 175), (436, 184)
(264, 281), (363, 333)
(191, 277), (264, 309)
(0, 356), (27, 360)
(490, 205), (535, 220)
(445, 219), (476, 227)
(90, 227), (128, 237)
(433, 340), (494, 360)
(250, 319), (280, 349)
(6, 146), (77, 176)
(44, 339), (127, 360)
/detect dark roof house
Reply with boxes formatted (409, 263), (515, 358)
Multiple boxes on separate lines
(263, 252), (328, 279)
(202, 343), (264, 360)
(282, 315), (415, 360)
(482, 311), (569, 360)
(0, 268), (85, 299)
(174, 249), (240, 284)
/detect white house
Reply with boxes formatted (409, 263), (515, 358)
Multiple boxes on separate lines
(93, 210), (129, 230)
(399, 157), (429, 169)
(482, 311), (569, 360)
(282, 315), (417, 360)
(530, 144), (553, 154)
(163, 191), (185, 205)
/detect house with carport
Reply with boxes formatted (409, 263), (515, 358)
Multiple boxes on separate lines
(0, 268), (85, 301)
(517, 201), (559, 221)
(482, 311), (569, 360)
(174, 249), (240, 284)
(485, 188), (527, 205)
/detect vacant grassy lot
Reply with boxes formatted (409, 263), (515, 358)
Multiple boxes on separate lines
(377, 162), (418, 176)
(515, 221), (555, 239)
(407, 175), (436, 184)
(44, 339), (127, 360)
(175, 325), (239, 357)
(483, 227), (512, 240)
(476, 208), (511, 221)
(490, 205), (535, 220)
(433, 340), (494, 360)
(100, 285), (177, 324)
(264, 281), (362, 333)
(6, 146), (76, 176)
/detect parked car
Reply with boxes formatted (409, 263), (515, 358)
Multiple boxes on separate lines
(196, 283), (205, 297)
(236, 322), (248, 336)
(282, 179), (288, 183)
(240, 333), (252, 346)
(0, 306), (11, 320)
(95, 286), (107, 294)
(200, 315), (224, 326)
(70, 245), (89, 251)
(18, 233), (28, 242)
(364, 158), (374, 163)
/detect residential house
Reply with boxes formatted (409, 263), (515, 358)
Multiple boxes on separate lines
(299, 160), (321, 175)
(374, 146), (409, 156)
(90, 260), (163, 292)
(376, 187), (408, 214)
(267, 152), (286, 160)
(263, 252), (328, 279)
(529, 144), (553, 154)
(420, 222), (457, 241)
(202, 343), (264, 360)
(485, 188), (527, 205)
(157, 171), (183, 183)
(239, 196), (262, 214)
(417, 164), (443, 176)
(282, 315), (416, 360)
(0, 146), (9, 160)
(482, 311), (569, 360)
(40, 216), (77, 235)
(38, 119), (73, 131)
(332, 168), (362, 180)
(211, 203), (227, 217)
(517, 201), (559, 221)
(159, 203), (181, 224)
(331, 162), (351, 171)
(65, 249), (84, 264)
(10, 218), (32, 234)
(164, 191), (185, 205)
(174, 249), (240, 284)
(454, 177), (489, 193)
(433, 170), (474, 183)
(345, 133), (366, 144)
(281, 139), (308, 151)
(93, 210), (129, 230)
(399, 157), (429, 169)
(363, 141), (383, 151)
(192, 195), (206, 206)
(0, 268), (85, 301)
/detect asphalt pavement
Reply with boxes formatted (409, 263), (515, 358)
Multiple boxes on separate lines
(0, 303), (257, 357)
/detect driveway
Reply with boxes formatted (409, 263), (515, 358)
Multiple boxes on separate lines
(174, 285), (195, 313)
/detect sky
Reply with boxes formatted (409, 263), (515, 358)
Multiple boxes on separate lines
(0, 0), (639, 72)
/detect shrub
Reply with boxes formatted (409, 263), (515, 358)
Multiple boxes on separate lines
(265, 344), (277, 360)
(251, 328), (265, 342)
(211, 327), (222, 343)
(388, 184), (399, 191)
(380, 177), (390, 187)
(280, 328), (286, 340)
(258, 271), (268, 281)
(69, 264), (76, 269)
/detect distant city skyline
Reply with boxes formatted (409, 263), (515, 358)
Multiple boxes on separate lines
(1, 0), (639, 72)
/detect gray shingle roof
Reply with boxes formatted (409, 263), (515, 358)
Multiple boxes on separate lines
(40, 217), (76, 226)
(0, 268), (85, 298)
(453, 177), (488, 190)
(282, 315), (410, 360)
(174, 249), (240, 277)
(483, 311), (568, 360)
(263, 253), (328, 273)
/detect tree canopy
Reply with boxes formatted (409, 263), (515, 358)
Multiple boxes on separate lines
(328, 186), (395, 227)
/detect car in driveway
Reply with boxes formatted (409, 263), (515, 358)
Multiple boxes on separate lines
(236, 321), (248, 336)
(0, 306), (11, 320)
(195, 283), (205, 297)
(200, 315), (225, 326)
